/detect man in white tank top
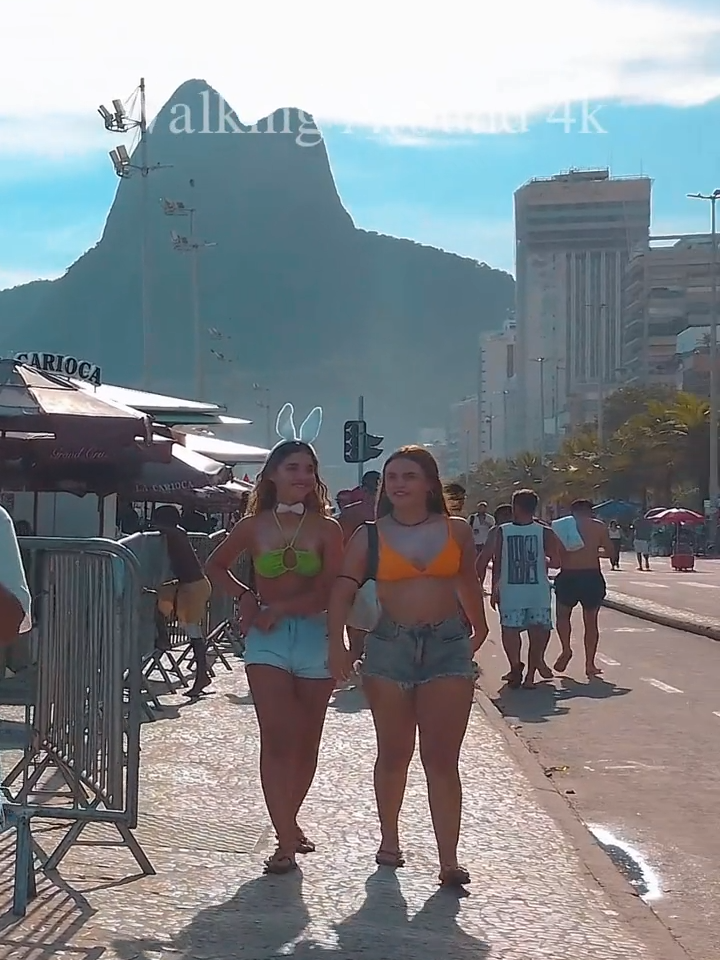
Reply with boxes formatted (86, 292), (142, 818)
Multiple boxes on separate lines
(490, 489), (563, 689)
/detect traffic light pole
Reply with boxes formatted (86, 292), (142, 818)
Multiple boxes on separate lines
(357, 394), (365, 486)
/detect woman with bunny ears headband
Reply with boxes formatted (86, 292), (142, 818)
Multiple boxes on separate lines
(206, 402), (343, 875)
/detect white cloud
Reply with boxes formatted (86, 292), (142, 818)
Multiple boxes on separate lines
(1, 0), (719, 156)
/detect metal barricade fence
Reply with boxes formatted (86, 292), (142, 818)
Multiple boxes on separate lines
(2, 537), (152, 916)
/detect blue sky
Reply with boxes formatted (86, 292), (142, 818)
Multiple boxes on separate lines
(1, 0), (720, 287)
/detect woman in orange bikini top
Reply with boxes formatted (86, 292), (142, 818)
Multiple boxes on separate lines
(328, 445), (488, 888)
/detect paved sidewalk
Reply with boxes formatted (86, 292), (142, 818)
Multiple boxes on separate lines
(0, 667), (684, 959)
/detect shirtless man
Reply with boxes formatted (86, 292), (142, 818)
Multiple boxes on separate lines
(553, 499), (612, 678)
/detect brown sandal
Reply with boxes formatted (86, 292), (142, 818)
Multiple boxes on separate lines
(263, 849), (297, 875)
(296, 833), (316, 855)
(275, 832), (316, 855)
(376, 848), (405, 868)
(439, 865), (471, 887)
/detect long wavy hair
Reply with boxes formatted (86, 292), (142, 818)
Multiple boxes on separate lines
(247, 441), (330, 515)
(376, 445), (450, 518)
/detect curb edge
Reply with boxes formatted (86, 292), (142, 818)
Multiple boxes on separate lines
(472, 684), (691, 960)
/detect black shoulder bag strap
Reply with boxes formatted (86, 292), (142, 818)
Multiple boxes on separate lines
(364, 521), (379, 583)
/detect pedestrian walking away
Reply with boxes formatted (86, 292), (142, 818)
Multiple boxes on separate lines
(206, 403), (343, 876)
(490, 489), (563, 689)
(553, 499), (612, 678)
(151, 505), (213, 699)
(328, 445), (488, 888)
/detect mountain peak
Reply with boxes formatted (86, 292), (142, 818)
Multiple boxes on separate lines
(151, 81), (320, 145)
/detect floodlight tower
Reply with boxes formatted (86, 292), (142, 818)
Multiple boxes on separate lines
(162, 183), (216, 400)
(99, 79), (169, 389)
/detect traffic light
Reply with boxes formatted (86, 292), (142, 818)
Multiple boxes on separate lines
(343, 420), (363, 462)
(362, 431), (383, 462)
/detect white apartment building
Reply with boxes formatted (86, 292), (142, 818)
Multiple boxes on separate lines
(445, 397), (479, 479)
(514, 169), (651, 451)
(478, 320), (517, 460)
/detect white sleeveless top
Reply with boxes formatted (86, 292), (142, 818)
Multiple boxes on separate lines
(497, 521), (551, 614)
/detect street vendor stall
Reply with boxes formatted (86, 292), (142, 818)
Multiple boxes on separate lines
(647, 507), (705, 571)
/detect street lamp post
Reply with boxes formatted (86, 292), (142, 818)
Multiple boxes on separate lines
(253, 384), (272, 448)
(531, 357), (546, 460)
(688, 189), (720, 542)
(100, 79), (170, 389)
(502, 389), (509, 458)
(163, 189), (216, 401)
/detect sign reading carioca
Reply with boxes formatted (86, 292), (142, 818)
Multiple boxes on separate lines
(15, 352), (102, 386)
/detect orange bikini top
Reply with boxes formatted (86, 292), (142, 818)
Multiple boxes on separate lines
(376, 521), (462, 582)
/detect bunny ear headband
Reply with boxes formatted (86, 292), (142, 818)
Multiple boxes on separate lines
(273, 402), (323, 449)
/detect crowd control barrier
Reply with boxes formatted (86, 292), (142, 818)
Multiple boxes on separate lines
(1, 537), (153, 916)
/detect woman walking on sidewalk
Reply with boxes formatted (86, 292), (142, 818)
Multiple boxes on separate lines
(328, 446), (487, 887)
(207, 405), (343, 875)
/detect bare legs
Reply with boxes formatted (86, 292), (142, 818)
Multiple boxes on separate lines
(554, 603), (573, 672)
(502, 627), (553, 686)
(416, 677), (474, 880)
(246, 665), (334, 870)
(524, 627), (551, 688)
(362, 677), (416, 863)
(582, 607), (602, 676)
(553, 604), (602, 678)
(363, 675), (474, 880)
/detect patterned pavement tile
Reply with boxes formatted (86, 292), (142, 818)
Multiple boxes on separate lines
(0, 665), (671, 959)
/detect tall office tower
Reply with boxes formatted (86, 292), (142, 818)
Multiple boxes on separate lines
(513, 169), (651, 451)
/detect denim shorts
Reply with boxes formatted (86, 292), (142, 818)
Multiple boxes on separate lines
(243, 613), (330, 680)
(361, 613), (475, 689)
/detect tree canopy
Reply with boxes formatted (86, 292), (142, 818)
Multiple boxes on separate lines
(462, 387), (711, 511)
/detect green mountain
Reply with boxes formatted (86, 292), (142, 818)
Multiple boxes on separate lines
(0, 80), (514, 460)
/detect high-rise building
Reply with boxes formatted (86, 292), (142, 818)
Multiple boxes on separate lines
(623, 234), (718, 389)
(479, 319), (517, 459)
(444, 397), (479, 479)
(514, 169), (651, 450)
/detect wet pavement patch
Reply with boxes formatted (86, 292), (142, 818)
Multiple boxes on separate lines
(588, 825), (661, 901)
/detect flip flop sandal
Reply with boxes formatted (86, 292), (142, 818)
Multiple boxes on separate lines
(439, 865), (471, 887)
(263, 850), (298, 875)
(296, 834), (316, 855)
(375, 848), (406, 868)
(507, 663), (524, 689)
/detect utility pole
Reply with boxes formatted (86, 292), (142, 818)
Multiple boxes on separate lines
(139, 79), (150, 390)
(689, 190), (720, 544)
(532, 357), (546, 460)
(253, 384), (272, 448)
(597, 303), (607, 445)
(101, 79), (170, 390)
(164, 188), (216, 401)
(502, 389), (509, 458)
(357, 395), (365, 486)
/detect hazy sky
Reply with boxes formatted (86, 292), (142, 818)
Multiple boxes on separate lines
(1, 0), (720, 289)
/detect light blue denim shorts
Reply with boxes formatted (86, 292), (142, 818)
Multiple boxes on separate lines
(361, 613), (475, 689)
(243, 613), (331, 680)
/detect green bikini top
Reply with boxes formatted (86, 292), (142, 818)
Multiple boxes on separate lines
(254, 509), (323, 580)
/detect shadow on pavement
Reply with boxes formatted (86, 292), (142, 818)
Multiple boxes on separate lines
(492, 677), (631, 724)
(111, 867), (489, 960)
(329, 685), (369, 714)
